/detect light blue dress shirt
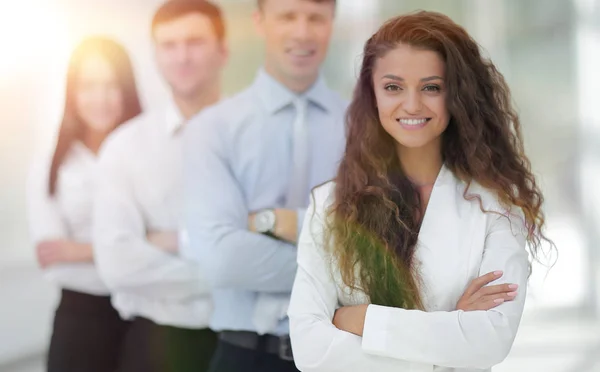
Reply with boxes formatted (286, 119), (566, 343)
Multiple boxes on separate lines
(182, 69), (348, 335)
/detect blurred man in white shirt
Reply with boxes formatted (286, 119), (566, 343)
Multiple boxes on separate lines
(92, 1), (228, 371)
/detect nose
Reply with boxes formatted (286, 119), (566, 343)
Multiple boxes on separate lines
(291, 17), (311, 42)
(86, 85), (111, 111)
(402, 90), (423, 114)
(173, 43), (190, 63)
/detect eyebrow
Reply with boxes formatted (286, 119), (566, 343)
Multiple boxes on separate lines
(381, 74), (444, 82)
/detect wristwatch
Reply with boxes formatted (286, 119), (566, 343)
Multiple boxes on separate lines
(254, 209), (276, 234)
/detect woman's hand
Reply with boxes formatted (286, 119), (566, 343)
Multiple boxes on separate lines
(146, 231), (179, 253)
(332, 271), (517, 337)
(456, 271), (518, 311)
(332, 304), (369, 337)
(36, 240), (93, 268)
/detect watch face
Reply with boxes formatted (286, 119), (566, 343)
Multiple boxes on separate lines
(255, 210), (276, 233)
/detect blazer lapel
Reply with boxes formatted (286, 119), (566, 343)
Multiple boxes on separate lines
(416, 165), (478, 311)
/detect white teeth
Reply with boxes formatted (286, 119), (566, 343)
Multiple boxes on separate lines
(399, 118), (428, 126)
(289, 49), (312, 57)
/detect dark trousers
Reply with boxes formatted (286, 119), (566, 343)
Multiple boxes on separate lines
(208, 339), (299, 372)
(47, 289), (129, 372)
(116, 316), (217, 372)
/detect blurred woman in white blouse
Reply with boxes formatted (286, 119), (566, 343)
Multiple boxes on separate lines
(26, 37), (141, 372)
(288, 11), (554, 372)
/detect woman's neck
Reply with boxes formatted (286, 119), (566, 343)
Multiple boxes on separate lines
(82, 130), (107, 154)
(396, 140), (443, 186)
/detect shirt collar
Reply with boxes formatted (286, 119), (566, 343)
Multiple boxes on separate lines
(70, 141), (98, 164)
(253, 68), (336, 115)
(165, 97), (185, 135)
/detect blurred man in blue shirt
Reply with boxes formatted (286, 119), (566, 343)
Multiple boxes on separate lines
(182, 0), (346, 371)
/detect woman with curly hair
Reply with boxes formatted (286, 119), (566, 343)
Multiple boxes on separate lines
(288, 11), (552, 372)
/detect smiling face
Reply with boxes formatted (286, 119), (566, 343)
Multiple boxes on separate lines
(254, 0), (335, 92)
(154, 12), (227, 99)
(372, 43), (450, 154)
(74, 54), (124, 135)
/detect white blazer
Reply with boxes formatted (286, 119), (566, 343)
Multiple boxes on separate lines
(288, 165), (530, 372)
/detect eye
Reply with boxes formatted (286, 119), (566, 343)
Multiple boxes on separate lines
(280, 12), (296, 21)
(384, 84), (402, 92)
(160, 41), (175, 51)
(423, 85), (441, 92)
(309, 14), (326, 24)
(188, 37), (206, 46)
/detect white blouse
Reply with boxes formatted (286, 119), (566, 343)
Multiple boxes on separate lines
(288, 165), (530, 372)
(27, 142), (109, 295)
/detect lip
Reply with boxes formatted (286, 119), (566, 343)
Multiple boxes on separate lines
(286, 48), (316, 63)
(174, 68), (196, 77)
(396, 117), (431, 130)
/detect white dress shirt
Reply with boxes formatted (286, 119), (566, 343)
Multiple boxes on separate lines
(93, 101), (212, 329)
(288, 165), (530, 372)
(27, 142), (109, 295)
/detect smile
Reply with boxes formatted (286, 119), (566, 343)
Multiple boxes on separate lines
(396, 118), (431, 126)
(287, 48), (315, 57)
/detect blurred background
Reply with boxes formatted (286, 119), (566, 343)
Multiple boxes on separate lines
(1, 0), (599, 371)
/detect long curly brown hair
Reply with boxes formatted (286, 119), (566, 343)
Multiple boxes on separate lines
(326, 11), (551, 310)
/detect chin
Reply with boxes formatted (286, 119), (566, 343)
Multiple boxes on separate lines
(86, 123), (117, 133)
(397, 142), (427, 149)
(287, 66), (319, 80)
(173, 83), (201, 97)
(395, 135), (443, 151)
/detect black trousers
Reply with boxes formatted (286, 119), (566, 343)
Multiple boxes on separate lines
(208, 339), (299, 372)
(116, 316), (217, 372)
(47, 289), (129, 372)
